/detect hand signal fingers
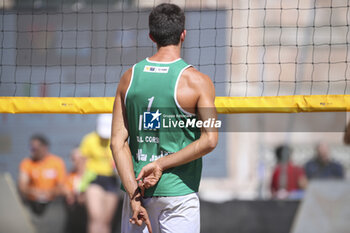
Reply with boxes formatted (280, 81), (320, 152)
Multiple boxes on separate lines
(141, 210), (153, 233)
(136, 169), (145, 181)
(130, 210), (143, 226)
(143, 177), (158, 189)
(143, 180), (151, 189)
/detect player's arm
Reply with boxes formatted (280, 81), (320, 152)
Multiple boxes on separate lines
(137, 72), (218, 190)
(110, 69), (152, 232)
(110, 68), (139, 201)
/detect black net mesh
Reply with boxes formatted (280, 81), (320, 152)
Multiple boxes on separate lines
(0, 0), (349, 97)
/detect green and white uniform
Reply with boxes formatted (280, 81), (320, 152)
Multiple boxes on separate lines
(122, 57), (201, 233)
(124, 57), (202, 197)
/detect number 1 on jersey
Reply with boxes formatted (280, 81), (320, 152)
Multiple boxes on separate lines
(139, 96), (155, 131)
(147, 96), (154, 112)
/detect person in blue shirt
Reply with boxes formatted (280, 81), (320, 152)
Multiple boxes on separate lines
(304, 142), (344, 180)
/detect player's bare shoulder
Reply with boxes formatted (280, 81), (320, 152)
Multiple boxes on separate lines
(177, 66), (215, 111)
(117, 67), (133, 99)
(180, 67), (215, 97)
(182, 67), (213, 89)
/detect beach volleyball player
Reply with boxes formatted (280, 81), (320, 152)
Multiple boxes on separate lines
(110, 3), (218, 233)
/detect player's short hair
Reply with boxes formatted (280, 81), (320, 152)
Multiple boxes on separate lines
(149, 3), (185, 47)
(30, 134), (50, 147)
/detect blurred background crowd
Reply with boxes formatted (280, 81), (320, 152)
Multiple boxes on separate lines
(1, 113), (346, 233)
(16, 114), (121, 233)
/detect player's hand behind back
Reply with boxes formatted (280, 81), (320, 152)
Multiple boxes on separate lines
(130, 195), (153, 233)
(136, 161), (163, 196)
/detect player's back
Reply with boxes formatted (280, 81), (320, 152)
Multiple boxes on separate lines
(124, 57), (202, 197)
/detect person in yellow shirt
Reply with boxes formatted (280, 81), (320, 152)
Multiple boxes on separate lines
(80, 114), (119, 233)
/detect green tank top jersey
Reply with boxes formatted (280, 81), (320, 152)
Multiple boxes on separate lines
(124, 57), (202, 197)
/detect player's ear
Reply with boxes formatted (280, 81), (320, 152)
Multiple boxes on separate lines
(180, 30), (186, 42)
(149, 33), (156, 43)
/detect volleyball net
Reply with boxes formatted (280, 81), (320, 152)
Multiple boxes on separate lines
(0, 0), (350, 113)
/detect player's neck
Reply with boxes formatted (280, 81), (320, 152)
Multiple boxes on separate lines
(149, 44), (181, 62)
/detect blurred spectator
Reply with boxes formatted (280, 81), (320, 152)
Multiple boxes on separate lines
(304, 142), (344, 180)
(64, 148), (87, 233)
(271, 145), (307, 199)
(18, 134), (66, 233)
(18, 134), (66, 214)
(79, 114), (120, 233)
(64, 148), (86, 206)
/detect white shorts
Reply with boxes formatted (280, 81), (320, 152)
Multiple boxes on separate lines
(121, 192), (200, 233)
